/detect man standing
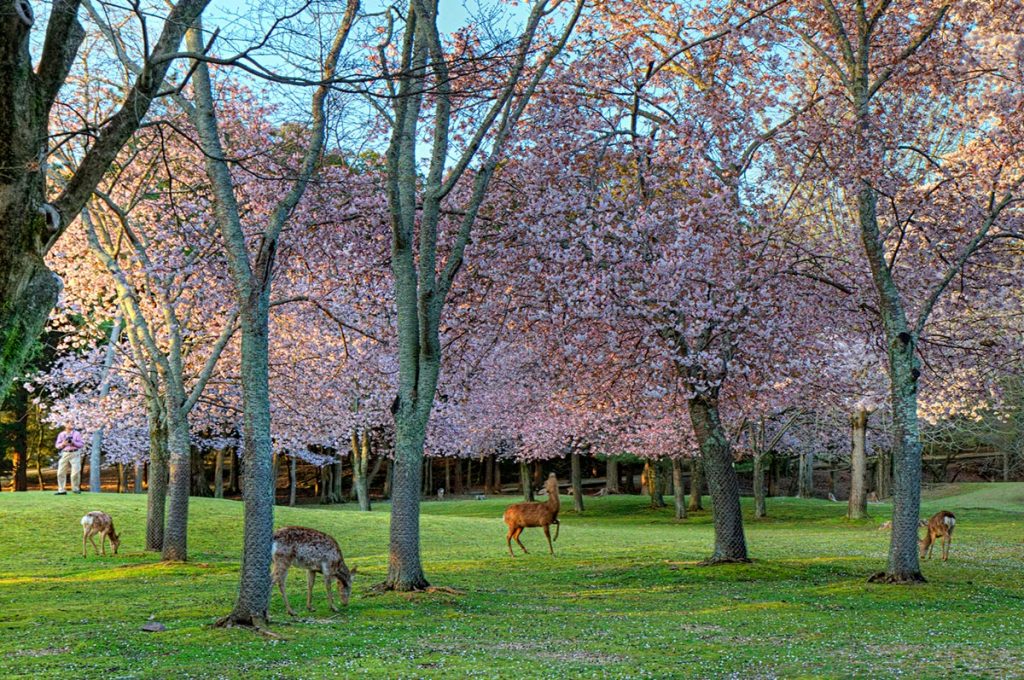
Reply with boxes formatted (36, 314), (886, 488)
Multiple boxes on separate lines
(55, 422), (86, 495)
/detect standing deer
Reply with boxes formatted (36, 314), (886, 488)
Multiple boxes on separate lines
(80, 511), (120, 557)
(503, 473), (561, 556)
(271, 526), (357, 615)
(920, 510), (956, 561)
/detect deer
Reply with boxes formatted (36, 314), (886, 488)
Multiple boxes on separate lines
(920, 510), (956, 561)
(80, 511), (120, 557)
(503, 473), (561, 557)
(271, 526), (357, 616)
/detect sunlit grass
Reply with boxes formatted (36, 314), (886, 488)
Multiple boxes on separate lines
(0, 483), (1022, 678)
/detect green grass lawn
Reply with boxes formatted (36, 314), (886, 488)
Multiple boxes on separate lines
(1, 483), (1023, 679)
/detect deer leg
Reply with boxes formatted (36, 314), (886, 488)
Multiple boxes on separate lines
(506, 527), (516, 557)
(323, 562), (338, 612)
(543, 524), (554, 556)
(274, 561), (297, 616)
(942, 534), (950, 561)
(306, 570), (316, 611)
(514, 527), (529, 554)
(89, 533), (100, 555)
(82, 531), (88, 558)
(101, 534), (108, 556)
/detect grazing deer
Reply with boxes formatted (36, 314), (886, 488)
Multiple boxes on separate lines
(81, 511), (120, 557)
(503, 473), (561, 557)
(920, 510), (956, 561)
(271, 526), (356, 615)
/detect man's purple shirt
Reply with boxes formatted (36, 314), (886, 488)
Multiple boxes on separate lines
(56, 430), (85, 452)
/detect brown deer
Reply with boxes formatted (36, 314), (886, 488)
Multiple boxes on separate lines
(920, 510), (956, 561)
(271, 526), (357, 615)
(503, 473), (561, 556)
(80, 511), (120, 557)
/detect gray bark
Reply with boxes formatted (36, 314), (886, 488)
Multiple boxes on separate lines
(288, 455), (297, 506)
(798, 450), (815, 499)
(753, 453), (767, 518)
(162, 399), (192, 561)
(689, 396), (748, 562)
(672, 458), (687, 520)
(848, 409), (870, 519)
(135, 461), (145, 493)
(145, 405), (168, 551)
(688, 458), (704, 511)
(606, 457), (620, 494)
(520, 460), (534, 501)
(89, 317), (122, 492)
(214, 447), (224, 498)
(352, 431), (371, 511)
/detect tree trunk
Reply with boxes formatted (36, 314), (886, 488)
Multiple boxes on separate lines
(214, 448), (224, 499)
(672, 458), (687, 520)
(848, 409), (870, 519)
(190, 446), (212, 497)
(484, 455), (493, 493)
(453, 457), (463, 495)
(383, 458), (392, 499)
(162, 404), (192, 561)
(117, 463), (126, 493)
(352, 431), (371, 511)
(688, 458), (704, 511)
(571, 451), (584, 512)
(753, 453), (767, 519)
(220, 296), (278, 624)
(333, 456), (344, 503)
(386, 410), (430, 591)
(688, 396), (748, 563)
(606, 457), (620, 494)
(7, 386), (28, 491)
(645, 459), (665, 508)
(229, 446), (239, 494)
(520, 459), (534, 501)
(875, 448), (892, 499)
(89, 317), (121, 493)
(135, 461), (145, 493)
(146, 408), (168, 552)
(288, 455), (297, 506)
(798, 451), (814, 499)
(492, 457), (502, 494)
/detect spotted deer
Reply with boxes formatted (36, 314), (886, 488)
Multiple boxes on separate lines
(81, 511), (120, 557)
(271, 526), (356, 615)
(920, 511), (956, 561)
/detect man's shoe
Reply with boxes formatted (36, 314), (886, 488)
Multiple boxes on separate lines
(54, 491), (67, 495)
(72, 491), (81, 494)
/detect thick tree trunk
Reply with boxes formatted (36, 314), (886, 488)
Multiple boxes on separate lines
(848, 409), (870, 519)
(753, 453), (767, 519)
(606, 457), (620, 494)
(6, 385), (28, 491)
(688, 458), (704, 511)
(162, 405), (192, 561)
(146, 409), (168, 552)
(221, 302), (277, 624)
(571, 451), (584, 512)
(214, 448), (224, 499)
(386, 412), (430, 591)
(645, 459), (665, 508)
(858, 185), (925, 583)
(672, 458), (687, 520)
(520, 459), (534, 501)
(492, 457), (502, 494)
(688, 396), (748, 563)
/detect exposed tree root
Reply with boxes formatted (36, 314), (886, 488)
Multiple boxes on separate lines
(698, 556), (753, 566)
(214, 613), (281, 638)
(868, 571), (927, 584)
(367, 582), (465, 597)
